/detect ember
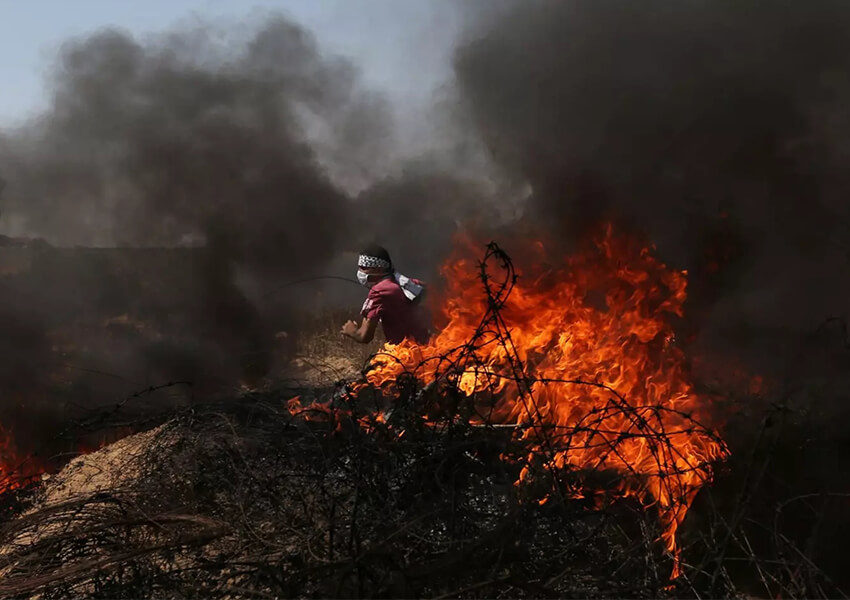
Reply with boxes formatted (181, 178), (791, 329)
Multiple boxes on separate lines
(0, 425), (43, 496)
(360, 225), (729, 575)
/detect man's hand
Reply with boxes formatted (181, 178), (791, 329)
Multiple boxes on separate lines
(341, 318), (377, 343)
(341, 320), (359, 337)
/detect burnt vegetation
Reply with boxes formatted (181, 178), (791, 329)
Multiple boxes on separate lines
(0, 245), (841, 599)
(0, 2), (849, 598)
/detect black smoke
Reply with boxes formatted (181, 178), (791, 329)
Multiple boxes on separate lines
(0, 16), (397, 449)
(1, 19), (381, 257)
(454, 2), (850, 586)
(454, 0), (850, 368)
(0, 2), (849, 588)
(355, 166), (492, 281)
(2, 0), (850, 487)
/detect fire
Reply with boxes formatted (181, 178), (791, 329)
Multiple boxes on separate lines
(361, 224), (729, 576)
(0, 425), (43, 496)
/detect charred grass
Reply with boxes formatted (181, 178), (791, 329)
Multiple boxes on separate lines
(0, 304), (844, 598)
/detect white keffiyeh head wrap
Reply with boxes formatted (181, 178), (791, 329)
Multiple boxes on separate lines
(358, 253), (423, 301)
(358, 254), (392, 270)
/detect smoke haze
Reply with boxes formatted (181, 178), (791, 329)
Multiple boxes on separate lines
(0, 19), (371, 254)
(453, 1), (850, 372)
(1, 3), (850, 459)
(0, 16), (401, 448)
(1, 2), (850, 589)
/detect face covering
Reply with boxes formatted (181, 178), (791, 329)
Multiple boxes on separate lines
(356, 269), (371, 287)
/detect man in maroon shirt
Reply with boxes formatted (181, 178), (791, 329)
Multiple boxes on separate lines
(341, 245), (430, 345)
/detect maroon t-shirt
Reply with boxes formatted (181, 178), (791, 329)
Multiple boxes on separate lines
(360, 277), (429, 344)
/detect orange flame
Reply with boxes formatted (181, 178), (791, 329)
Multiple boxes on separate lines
(0, 425), (44, 496)
(361, 224), (729, 577)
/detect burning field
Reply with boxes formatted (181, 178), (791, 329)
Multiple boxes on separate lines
(0, 229), (835, 598)
(1, 1), (850, 598)
(359, 226), (728, 573)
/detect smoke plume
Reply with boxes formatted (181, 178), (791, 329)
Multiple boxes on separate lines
(453, 0), (850, 370)
(0, 16), (400, 448)
(1, 19), (384, 255)
(2, 3), (850, 477)
(452, 3), (850, 580)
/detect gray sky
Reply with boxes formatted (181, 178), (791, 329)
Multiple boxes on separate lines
(0, 0), (466, 127)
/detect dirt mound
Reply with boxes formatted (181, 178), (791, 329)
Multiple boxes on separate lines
(37, 425), (175, 506)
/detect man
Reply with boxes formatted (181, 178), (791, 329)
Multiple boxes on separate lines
(341, 245), (430, 344)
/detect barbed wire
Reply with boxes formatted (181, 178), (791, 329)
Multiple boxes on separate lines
(0, 243), (842, 598)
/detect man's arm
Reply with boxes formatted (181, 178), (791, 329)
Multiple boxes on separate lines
(341, 318), (378, 343)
